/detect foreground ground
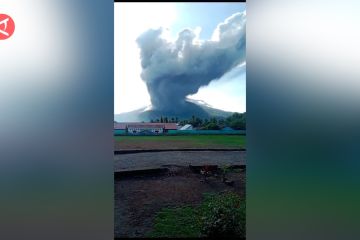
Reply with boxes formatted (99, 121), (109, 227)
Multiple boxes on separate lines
(114, 134), (246, 238)
(114, 135), (246, 150)
(114, 165), (245, 238)
(114, 150), (246, 171)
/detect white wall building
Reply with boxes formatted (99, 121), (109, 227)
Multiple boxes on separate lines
(127, 125), (164, 134)
(179, 124), (193, 130)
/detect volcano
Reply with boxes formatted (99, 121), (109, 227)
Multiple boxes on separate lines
(114, 99), (234, 122)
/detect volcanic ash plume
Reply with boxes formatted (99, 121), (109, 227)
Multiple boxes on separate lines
(136, 11), (246, 112)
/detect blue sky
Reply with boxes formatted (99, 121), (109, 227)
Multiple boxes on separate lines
(114, 2), (246, 114)
(173, 3), (246, 39)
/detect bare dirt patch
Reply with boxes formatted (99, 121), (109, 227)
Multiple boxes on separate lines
(114, 150), (246, 171)
(115, 139), (194, 150)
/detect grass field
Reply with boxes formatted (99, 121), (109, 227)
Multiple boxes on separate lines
(114, 135), (246, 150)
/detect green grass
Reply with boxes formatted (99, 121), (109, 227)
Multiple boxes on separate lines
(146, 192), (245, 238)
(114, 135), (246, 148)
(147, 206), (202, 238)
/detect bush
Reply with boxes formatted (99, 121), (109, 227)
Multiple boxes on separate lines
(202, 122), (221, 130)
(199, 192), (246, 239)
(147, 192), (245, 238)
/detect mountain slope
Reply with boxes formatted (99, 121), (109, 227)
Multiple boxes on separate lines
(114, 99), (234, 122)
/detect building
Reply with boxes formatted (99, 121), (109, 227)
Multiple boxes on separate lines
(179, 124), (193, 130)
(221, 127), (234, 131)
(114, 122), (178, 135)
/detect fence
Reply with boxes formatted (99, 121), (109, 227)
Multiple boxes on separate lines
(167, 130), (245, 135)
(114, 129), (245, 136)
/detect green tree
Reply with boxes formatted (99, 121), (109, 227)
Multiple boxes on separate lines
(203, 122), (220, 130)
(218, 119), (225, 128)
(203, 119), (209, 126)
(225, 112), (246, 130)
(210, 117), (218, 124)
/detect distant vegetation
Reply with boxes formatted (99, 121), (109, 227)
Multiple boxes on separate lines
(149, 112), (246, 130)
(150, 116), (179, 123)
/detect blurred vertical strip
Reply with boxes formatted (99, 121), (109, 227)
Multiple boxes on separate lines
(0, 0), (113, 239)
(247, 1), (360, 240)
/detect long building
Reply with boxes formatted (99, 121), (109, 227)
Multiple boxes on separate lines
(114, 122), (178, 135)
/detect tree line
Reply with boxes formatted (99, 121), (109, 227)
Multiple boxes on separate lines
(150, 116), (179, 123)
(150, 112), (246, 130)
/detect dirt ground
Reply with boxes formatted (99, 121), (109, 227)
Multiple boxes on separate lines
(114, 166), (246, 238)
(115, 139), (200, 150)
(114, 150), (246, 171)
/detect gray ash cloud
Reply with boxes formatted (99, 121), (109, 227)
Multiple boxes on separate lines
(136, 11), (246, 112)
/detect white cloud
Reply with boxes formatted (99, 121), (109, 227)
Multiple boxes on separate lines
(114, 3), (177, 114)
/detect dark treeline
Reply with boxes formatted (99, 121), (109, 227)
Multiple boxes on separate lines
(150, 112), (246, 130)
(150, 116), (179, 124)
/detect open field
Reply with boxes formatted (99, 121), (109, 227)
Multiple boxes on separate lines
(114, 135), (246, 150)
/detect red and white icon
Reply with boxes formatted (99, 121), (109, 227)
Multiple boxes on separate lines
(0, 14), (15, 40)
